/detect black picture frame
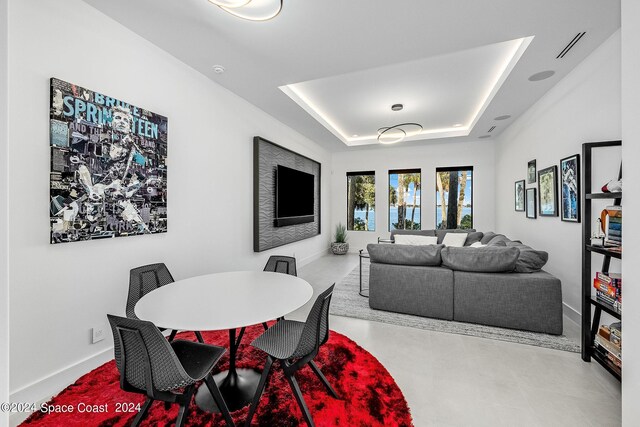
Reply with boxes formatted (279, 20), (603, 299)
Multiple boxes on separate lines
(515, 180), (525, 211)
(526, 188), (537, 219)
(560, 154), (581, 223)
(538, 165), (558, 217)
(527, 160), (537, 184)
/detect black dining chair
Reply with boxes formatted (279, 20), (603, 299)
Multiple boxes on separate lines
(126, 263), (204, 343)
(263, 255), (297, 276)
(107, 314), (235, 427)
(244, 284), (339, 427)
(264, 255), (298, 324)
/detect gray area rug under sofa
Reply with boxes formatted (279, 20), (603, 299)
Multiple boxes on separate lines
(330, 259), (580, 353)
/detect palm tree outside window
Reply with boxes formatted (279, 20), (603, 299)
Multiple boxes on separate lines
(388, 169), (421, 231)
(346, 171), (375, 231)
(436, 166), (473, 229)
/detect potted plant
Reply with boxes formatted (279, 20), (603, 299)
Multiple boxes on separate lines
(331, 223), (349, 255)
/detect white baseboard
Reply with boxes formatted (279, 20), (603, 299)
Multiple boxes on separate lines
(298, 247), (331, 267)
(9, 347), (113, 426)
(563, 302), (581, 326)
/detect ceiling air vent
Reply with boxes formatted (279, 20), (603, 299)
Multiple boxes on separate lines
(488, 125), (496, 133)
(557, 32), (586, 59)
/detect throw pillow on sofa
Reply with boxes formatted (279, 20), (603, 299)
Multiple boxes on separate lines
(394, 234), (438, 246)
(442, 233), (468, 247)
(441, 246), (519, 272)
(367, 243), (443, 266)
(487, 234), (511, 245)
(463, 231), (484, 246)
(505, 241), (549, 272)
(480, 231), (503, 244)
(436, 228), (472, 244)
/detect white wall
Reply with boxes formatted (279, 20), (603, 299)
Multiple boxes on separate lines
(0, 0), (10, 425)
(331, 140), (496, 251)
(7, 0), (331, 405)
(621, 3), (640, 424)
(494, 31), (622, 322)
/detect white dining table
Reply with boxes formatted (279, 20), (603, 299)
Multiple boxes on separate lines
(135, 270), (313, 412)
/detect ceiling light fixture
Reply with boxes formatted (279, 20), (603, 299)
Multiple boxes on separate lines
(212, 65), (225, 74)
(377, 123), (423, 144)
(494, 115), (511, 120)
(453, 123), (463, 127)
(208, 0), (251, 7)
(210, 0), (283, 21)
(391, 104), (403, 112)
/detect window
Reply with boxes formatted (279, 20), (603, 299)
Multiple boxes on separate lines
(346, 171), (375, 231)
(436, 166), (473, 229)
(388, 169), (421, 231)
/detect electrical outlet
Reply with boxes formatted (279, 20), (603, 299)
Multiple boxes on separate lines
(92, 326), (105, 344)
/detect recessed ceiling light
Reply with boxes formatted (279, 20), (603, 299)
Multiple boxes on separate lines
(478, 135), (491, 139)
(453, 123), (463, 127)
(528, 70), (555, 81)
(494, 115), (511, 120)
(352, 134), (359, 137)
(212, 65), (225, 74)
(391, 104), (403, 112)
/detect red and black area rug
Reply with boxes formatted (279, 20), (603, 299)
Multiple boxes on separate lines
(21, 327), (413, 426)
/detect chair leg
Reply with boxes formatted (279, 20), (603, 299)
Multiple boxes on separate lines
(284, 372), (315, 427)
(130, 397), (153, 427)
(309, 360), (339, 399)
(204, 375), (235, 427)
(194, 331), (205, 343)
(261, 322), (269, 331)
(244, 356), (273, 427)
(168, 329), (177, 341)
(175, 386), (195, 427)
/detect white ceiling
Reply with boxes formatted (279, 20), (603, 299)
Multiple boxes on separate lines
(82, 0), (620, 151)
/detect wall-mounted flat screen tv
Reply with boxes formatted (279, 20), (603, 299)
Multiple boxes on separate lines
(275, 165), (315, 227)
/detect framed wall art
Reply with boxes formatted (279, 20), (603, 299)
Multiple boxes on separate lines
(515, 180), (525, 212)
(538, 165), (558, 217)
(50, 78), (168, 244)
(560, 154), (581, 222)
(527, 159), (536, 184)
(526, 188), (537, 219)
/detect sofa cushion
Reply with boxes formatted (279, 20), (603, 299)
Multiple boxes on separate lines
(441, 246), (519, 272)
(463, 231), (484, 246)
(394, 234), (438, 246)
(480, 231), (499, 244)
(442, 233), (468, 247)
(436, 228), (475, 244)
(505, 241), (549, 273)
(390, 229), (436, 242)
(367, 243), (443, 266)
(487, 235), (511, 245)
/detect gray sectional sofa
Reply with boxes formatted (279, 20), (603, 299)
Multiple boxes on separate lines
(367, 230), (563, 335)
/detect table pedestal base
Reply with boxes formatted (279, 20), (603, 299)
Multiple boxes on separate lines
(195, 368), (261, 412)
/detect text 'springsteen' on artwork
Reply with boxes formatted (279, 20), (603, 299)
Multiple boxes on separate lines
(49, 78), (168, 244)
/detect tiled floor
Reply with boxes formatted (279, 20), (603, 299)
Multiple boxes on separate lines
(291, 254), (621, 427)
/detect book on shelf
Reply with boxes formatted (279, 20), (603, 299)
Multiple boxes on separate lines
(595, 291), (621, 310)
(595, 335), (621, 360)
(601, 205), (622, 246)
(594, 279), (619, 298)
(596, 272), (622, 286)
(594, 344), (622, 369)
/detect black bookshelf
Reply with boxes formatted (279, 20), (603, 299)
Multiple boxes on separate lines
(581, 140), (622, 381)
